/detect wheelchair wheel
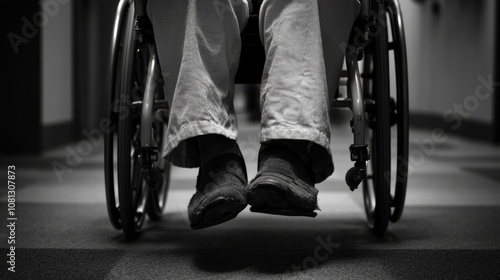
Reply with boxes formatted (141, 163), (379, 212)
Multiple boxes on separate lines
(362, 0), (409, 236)
(387, 0), (409, 223)
(146, 111), (171, 221)
(116, 2), (150, 239)
(104, 0), (135, 231)
(363, 15), (391, 236)
(105, 0), (171, 238)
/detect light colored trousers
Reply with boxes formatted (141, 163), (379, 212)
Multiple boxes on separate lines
(147, 0), (360, 183)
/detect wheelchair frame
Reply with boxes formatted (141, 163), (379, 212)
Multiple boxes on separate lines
(104, 0), (409, 238)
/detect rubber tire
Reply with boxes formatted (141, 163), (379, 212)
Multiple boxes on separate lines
(104, 61), (122, 230)
(363, 2), (391, 237)
(104, 0), (133, 231)
(116, 3), (147, 239)
(388, 0), (409, 223)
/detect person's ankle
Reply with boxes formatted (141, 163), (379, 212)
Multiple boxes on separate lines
(260, 140), (310, 166)
(259, 140), (315, 182)
(198, 134), (241, 167)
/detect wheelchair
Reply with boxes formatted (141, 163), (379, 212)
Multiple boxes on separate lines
(104, 0), (409, 238)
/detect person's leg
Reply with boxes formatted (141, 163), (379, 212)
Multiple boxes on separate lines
(147, 0), (250, 228)
(248, 0), (360, 215)
(147, 0), (249, 167)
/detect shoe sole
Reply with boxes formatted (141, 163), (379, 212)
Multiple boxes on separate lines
(190, 197), (247, 230)
(247, 185), (317, 218)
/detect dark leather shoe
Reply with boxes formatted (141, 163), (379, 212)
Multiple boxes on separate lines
(247, 145), (318, 217)
(189, 151), (248, 229)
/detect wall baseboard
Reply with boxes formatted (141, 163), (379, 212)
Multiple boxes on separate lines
(410, 113), (494, 143)
(42, 122), (73, 151)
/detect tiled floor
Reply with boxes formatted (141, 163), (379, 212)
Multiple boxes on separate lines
(1, 115), (500, 279)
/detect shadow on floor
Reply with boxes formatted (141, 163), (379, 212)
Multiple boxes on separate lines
(104, 213), (428, 274)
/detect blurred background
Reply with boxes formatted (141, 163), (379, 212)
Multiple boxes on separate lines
(1, 0), (500, 279)
(1, 0), (499, 151)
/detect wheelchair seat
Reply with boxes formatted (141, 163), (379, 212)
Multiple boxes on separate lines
(236, 3), (265, 84)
